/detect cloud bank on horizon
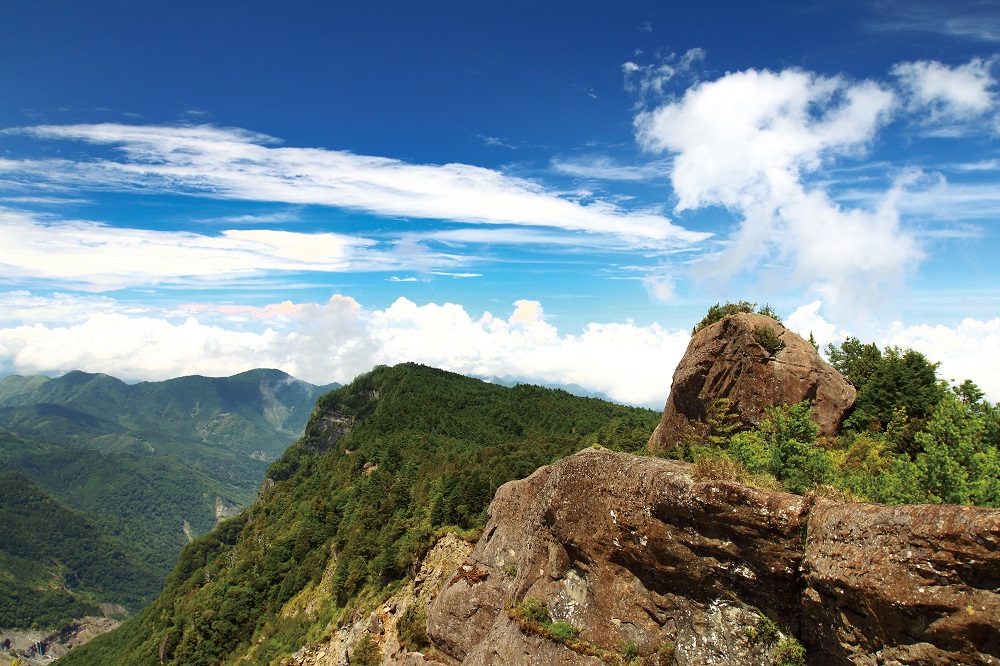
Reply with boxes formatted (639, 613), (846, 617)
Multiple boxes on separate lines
(0, 1), (998, 404)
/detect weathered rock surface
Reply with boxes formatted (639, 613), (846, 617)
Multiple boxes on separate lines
(803, 501), (1000, 665)
(428, 448), (1000, 666)
(648, 313), (856, 451)
(428, 448), (810, 665)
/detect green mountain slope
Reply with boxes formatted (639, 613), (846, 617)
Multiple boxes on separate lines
(0, 369), (337, 477)
(0, 472), (160, 629)
(0, 369), (336, 631)
(55, 363), (661, 665)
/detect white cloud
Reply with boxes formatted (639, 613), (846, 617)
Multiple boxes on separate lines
(784, 300), (851, 351)
(0, 293), (691, 408)
(883, 317), (1000, 398)
(622, 49), (705, 104)
(642, 273), (676, 302)
(550, 155), (672, 181)
(0, 291), (138, 325)
(1, 123), (705, 250)
(634, 67), (920, 317)
(0, 208), (403, 290)
(892, 57), (998, 125)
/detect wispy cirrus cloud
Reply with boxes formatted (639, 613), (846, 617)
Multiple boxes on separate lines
(869, 0), (1000, 42)
(0, 123), (706, 250)
(0, 208), (463, 290)
(550, 155), (672, 182)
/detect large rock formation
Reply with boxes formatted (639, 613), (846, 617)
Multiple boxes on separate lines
(649, 313), (855, 451)
(428, 448), (1000, 666)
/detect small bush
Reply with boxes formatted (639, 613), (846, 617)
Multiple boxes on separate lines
(757, 303), (782, 322)
(753, 325), (785, 355)
(549, 621), (580, 642)
(351, 633), (383, 666)
(511, 597), (550, 626)
(503, 564), (517, 576)
(773, 637), (807, 666)
(693, 301), (757, 334)
(397, 603), (430, 652)
(621, 641), (640, 661)
(746, 613), (780, 645)
(693, 454), (751, 483)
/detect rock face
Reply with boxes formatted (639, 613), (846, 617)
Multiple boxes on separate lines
(428, 448), (1000, 666)
(648, 313), (856, 451)
(803, 501), (1000, 665)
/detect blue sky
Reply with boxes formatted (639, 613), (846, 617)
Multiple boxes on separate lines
(1, 0), (998, 406)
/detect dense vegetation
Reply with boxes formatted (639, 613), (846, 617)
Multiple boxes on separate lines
(57, 363), (661, 665)
(0, 472), (160, 629)
(686, 335), (1000, 506)
(0, 369), (331, 631)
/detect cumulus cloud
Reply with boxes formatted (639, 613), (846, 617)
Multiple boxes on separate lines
(893, 57), (998, 127)
(0, 123), (705, 250)
(0, 293), (691, 408)
(635, 67), (921, 317)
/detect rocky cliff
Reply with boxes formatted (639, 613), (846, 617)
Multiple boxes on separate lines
(427, 448), (1000, 666)
(649, 313), (856, 451)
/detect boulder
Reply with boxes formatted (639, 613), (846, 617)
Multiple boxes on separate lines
(648, 313), (855, 451)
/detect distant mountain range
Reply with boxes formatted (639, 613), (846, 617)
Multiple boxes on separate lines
(475, 375), (614, 402)
(0, 369), (337, 631)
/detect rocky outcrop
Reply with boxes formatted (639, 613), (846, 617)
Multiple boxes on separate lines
(428, 448), (1000, 666)
(648, 313), (855, 451)
(285, 533), (473, 666)
(802, 501), (1000, 665)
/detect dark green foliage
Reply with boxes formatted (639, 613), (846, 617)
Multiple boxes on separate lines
(512, 597), (550, 625)
(752, 325), (785, 355)
(0, 472), (160, 628)
(0, 369), (334, 487)
(692, 301), (756, 334)
(0, 369), (331, 632)
(549, 620), (580, 642)
(681, 397), (743, 461)
(745, 613), (780, 645)
(757, 303), (782, 322)
(827, 339), (944, 437)
(729, 402), (831, 494)
(60, 363), (660, 665)
(692, 301), (782, 335)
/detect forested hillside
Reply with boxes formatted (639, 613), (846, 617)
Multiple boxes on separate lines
(55, 363), (661, 665)
(0, 472), (160, 629)
(0, 369), (334, 633)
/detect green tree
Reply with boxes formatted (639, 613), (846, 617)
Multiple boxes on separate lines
(914, 391), (998, 505)
(729, 402), (831, 493)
